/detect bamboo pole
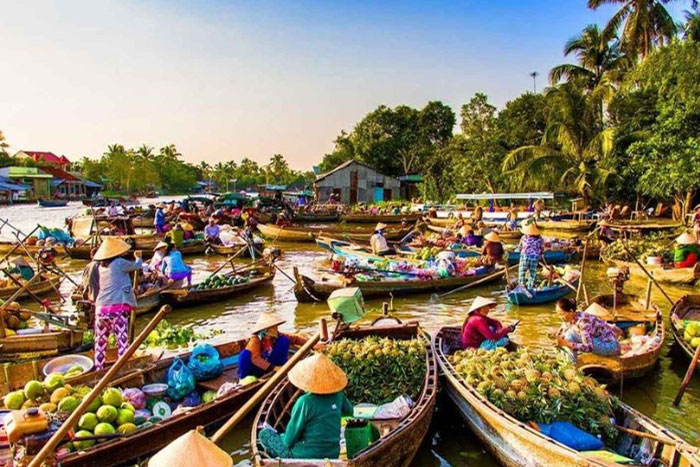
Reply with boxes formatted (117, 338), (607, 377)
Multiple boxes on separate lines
(620, 238), (674, 306)
(576, 238), (589, 303)
(673, 342), (700, 407)
(0, 225), (40, 265)
(27, 305), (172, 467)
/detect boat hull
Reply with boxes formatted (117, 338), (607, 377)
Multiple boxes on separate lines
(604, 259), (700, 285)
(257, 223), (412, 243)
(339, 213), (422, 223)
(505, 280), (576, 305)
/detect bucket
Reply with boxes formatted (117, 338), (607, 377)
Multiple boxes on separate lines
(646, 256), (662, 265)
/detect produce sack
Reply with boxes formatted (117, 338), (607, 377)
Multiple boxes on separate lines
(538, 421), (603, 451)
(187, 343), (223, 381)
(165, 358), (195, 400)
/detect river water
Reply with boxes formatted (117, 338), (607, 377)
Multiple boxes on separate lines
(3, 200), (699, 466)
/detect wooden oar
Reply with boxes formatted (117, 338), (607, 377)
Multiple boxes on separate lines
(210, 327), (323, 444)
(429, 265), (517, 302)
(673, 342), (700, 407)
(205, 245), (249, 280)
(620, 238), (674, 306)
(27, 305), (172, 467)
(0, 225), (40, 264)
(576, 238), (589, 303)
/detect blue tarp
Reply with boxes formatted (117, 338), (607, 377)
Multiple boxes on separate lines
(82, 179), (103, 188)
(0, 177), (30, 191)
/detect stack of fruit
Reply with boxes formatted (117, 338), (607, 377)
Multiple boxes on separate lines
(192, 274), (249, 291)
(682, 321), (700, 348)
(325, 336), (426, 405)
(0, 301), (31, 334)
(417, 247), (442, 260)
(451, 347), (617, 439)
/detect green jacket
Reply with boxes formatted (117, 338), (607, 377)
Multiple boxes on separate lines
(674, 244), (700, 263)
(282, 391), (353, 459)
(166, 229), (184, 248)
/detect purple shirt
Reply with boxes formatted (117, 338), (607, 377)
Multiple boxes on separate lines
(569, 312), (618, 352)
(518, 235), (543, 257)
(205, 224), (220, 238)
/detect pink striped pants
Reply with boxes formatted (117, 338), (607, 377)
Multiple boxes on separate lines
(94, 304), (131, 370)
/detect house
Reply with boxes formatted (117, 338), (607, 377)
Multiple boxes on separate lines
(0, 177), (31, 203)
(398, 173), (423, 201)
(14, 151), (71, 170)
(39, 166), (101, 199)
(0, 167), (53, 199)
(313, 160), (400, 204)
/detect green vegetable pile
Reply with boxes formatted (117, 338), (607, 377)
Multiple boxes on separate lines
(683, 321), (700, 349)
(601, 238), (672, 263)
(193, 274), (250, 291)
(451, 347), (617, 439)
(144, 320), (223, 349)
(325, 336), (426, 405)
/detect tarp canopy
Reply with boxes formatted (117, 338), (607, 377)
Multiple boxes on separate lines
(456, 192), (560, 201)
(0, 178), (30, 191)
(83, 179), (103, 188)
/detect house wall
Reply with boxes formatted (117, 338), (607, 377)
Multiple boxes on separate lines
(315, 162), (400, 204)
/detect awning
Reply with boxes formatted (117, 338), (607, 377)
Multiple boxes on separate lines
(0, 178), (30, 191)
(82, 180), (103, 188)
(51, 180), (65, 187)
(456, 192), (559, 201)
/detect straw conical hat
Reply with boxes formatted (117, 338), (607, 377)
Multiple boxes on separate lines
(598, 220), (609, 227)
(180, 222), (194, 232)
(288, 353), (347, 394)
(584, 302), (612, 321)
(484, 231), (501, 243)
(521, 223), (540, 236)
(468, 296), (496, 315)
(458, 225), (471, 236)
(375, 222), (388, 231)
(676, 231), (697, 245)
(93, 237), (131, 261)
(252, 313), (285, 334)
(10, 256), (31, 267)
(154, 241), (168, 251)
(148, 429), (232, 467)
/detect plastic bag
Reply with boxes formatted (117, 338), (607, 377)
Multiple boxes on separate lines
(538, 421), (603, 451)
(166, 358), (195, 401)
(187, 344), (223, 381)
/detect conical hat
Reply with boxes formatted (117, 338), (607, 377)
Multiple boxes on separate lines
(180, 222), (194, 232)
(148, 429), (232, 467)
(584, 302), (612, 320)
(676, 231), (697, 245)
(375, 222), (388, 231)
(154, 241), (169, 251)
(459, 225), (472, 236)
(288, 353), (347, 394)
(93, 237), (131, 261)
(468, 296), (497, 315)
(484, 231), (500, 243)
(521, 223), (540, 236)
(252, 313), (285, 334)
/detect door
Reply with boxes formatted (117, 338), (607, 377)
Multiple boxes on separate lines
(373, 187), (384, 202)
(350, 170), (358, 204)
(384, 189), (392, 201)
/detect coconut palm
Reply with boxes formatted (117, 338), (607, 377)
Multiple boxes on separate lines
(0, 130), (9, 158)
(502, 83), (615, 202)
(588, 0), (676, 60)
(683, 7), (700, 41)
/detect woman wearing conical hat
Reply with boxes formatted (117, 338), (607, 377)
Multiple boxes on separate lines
(555, 298), (621, 356)
(370, 222), (393, 256)
(673, 231), (700, 268)
(480, 231), (504, 266)
(461, 296), (516, 350)
(517, 222), (543, 290)
(258, 353), (353, 460)
(238, 313), (307, 380)
(93, 237), (143, 369)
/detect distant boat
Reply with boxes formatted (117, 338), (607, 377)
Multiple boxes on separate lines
(38, 198), (68, 207)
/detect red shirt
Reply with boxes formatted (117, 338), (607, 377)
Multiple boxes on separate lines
(461, 314), (510, 349)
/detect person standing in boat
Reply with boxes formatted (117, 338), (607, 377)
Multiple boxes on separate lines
(555, 299), (621, 356)
(506, 204), (519, 230)
(238, 314), (307, 379)
(258, 353), (353, 460)
(471, 206), (484, 223)
(517, 222), (543, 289)
(461, 296), (516, 350)
(160, 243), (192, 288)
(370, 222), (394, 256)
(480, 232), (504, 266)
(166, 223), (185, 249)
(154, 203), (168, 234)
(93, 237), (142, 370)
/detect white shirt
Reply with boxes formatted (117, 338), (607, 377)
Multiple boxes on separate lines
(370, 233), (389, 254)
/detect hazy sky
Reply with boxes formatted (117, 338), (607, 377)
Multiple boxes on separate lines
(0, 0), (687, 170)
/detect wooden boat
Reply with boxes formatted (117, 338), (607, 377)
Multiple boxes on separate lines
(209, 238), (265, 257)
(0, 273), (61, 300)
(669, 294), (700, 367)
(257, 223), (413, 243)
(535, 219), (595, 232)
(424, 224), (522, 241)
(0, 326), (84, 361)
(505, 279), (577, 305)
(603, 259), (700, 285)
(252, 321), (437, 466)
(23, 336), (306, 467)
(37, 198), (69, 207)
(0, 242), (46, 255)
(423, 216), (458, 227)
(293, 265), (504, 302)
(432, 326), (700, 467)
(65, 239), (207, 260)
(293, 212), (340, 222)
(163, 263), (275, 307)
(339, 212), (422, 223)
(130, 215), (154, 228)
(575, 292), (665, 382)
(608, 219), (683, 234)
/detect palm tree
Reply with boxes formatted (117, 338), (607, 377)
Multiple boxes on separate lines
(0, 130), (9, 158)
(588, 0), (676, 60)
(137, 144), (154, 159)
(683, 7), (700, 41)
(502, 83), (615, 202)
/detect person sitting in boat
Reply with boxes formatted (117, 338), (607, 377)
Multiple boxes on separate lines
(481, 232), (504, 266)
(459, 226), (482, 247)
(178, 221), (194, 240)
(102, 221), (125, 236)
(471, 206), (484, 223)
(517, 222), (543, 289)
(154, 203), (168, 234)
(238, 314), (307, 379)
(505, 203), (519, 230)
(160, 243), (192, 287)
(149, 241), (168, 272)
(258, 353), (353, 460)
(426, 207), (438, 218)
(673, 232), (700, 268)
(370, 222), (394, 256)
(555, 299), (621, 357)
(165, 223), (185, 249)
(204, 217), (221, 244)
(275, 210), (292, 227)
(533, 199), (545, 219)
(6, 256), (35, 281)
(597, 220), (616, 244)
(461, 296), (516, 350)
(454, 212), (466, 229)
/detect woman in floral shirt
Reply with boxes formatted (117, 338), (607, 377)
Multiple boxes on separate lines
(517, 222), (544, 289)
(555, 299), (621, 356)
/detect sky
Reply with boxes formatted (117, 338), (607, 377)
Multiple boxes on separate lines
(0, 0), (689, 170)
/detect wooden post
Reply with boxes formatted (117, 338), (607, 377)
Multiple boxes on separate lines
(27, 305), (172, 467)
(673, 343), (700, 407)
(645, 279), (653, 311)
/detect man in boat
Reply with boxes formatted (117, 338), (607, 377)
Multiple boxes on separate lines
(79, 247), (100, 303)
(517, 222), (543, 290)
(275, 210), (292, 227)
(555, 299), (622, 357)
(459, 225), (482, 247)
(505, 204), (519, 230)
(238, 314), (307, 379)
(258, 353), (353, 460)
(480, 232), (504, 266)
(426, 206), (438, 218)
(154, 203), (168, 234)
(461, 296), (516, 350)
(370, 222), (394, 256)
(673, 231), (700, 268)
(6, 256), (35, 281)
(471, 206), (484, 223)
(204, 217), (221, 244)
(533, 198), (545, 219)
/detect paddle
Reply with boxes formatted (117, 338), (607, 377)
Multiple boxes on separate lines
(429, 265), (517, 303)
(673, 342), (700, 407)
(576, 237), (589, 303)
(620, 238), (674, 307)
(28, 305), (172, 467)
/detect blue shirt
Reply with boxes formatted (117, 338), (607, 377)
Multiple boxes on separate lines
(161, 251), (189, 276)
(154, 209), (166, 227)
(95, 257), (143, 308)
(204, 224), (220, 238)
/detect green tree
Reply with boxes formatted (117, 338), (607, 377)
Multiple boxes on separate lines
(683, 7), (700, 41)
(0, 131), (9, 158)
(496, 92), (548, 151)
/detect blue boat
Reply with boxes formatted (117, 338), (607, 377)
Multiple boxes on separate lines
(506, 279), (577, 305)
(450, 247), (572, 265)
(38, 198), (69, 207)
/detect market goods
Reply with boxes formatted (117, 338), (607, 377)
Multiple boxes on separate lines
(97, 405), (118, 423)
(193, 273), (250, 291)
(73, 430), (96, 450)
(682, 321), (700, 348)
(43, 373), (65, 392)
(58, 396), (79, 414)
(79, 413), (99, 431)
(4, 390), (24, 410)
(94, 422), (117, 436)
(601, 237), (672, 263)
(450, 347), (617, 439)
(23, 380), (45, 400)
(325, 336), (426, 404)
(102, 387), (123, 407)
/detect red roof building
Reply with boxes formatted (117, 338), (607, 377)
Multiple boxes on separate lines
(14, 150), (70, 170)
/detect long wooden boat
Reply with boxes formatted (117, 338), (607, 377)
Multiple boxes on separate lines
(0, 242), (46, 255)
(257, 223), (413, 243)
(130, 215), (154, 228)
(670, 294), (700, 367)
(252, 321), (437, 466)
(505, 279), (576, 305)
(577, 292), (665, 382)
(209, 238), (265, 257)
(38, 198), (69, 207)
(65, 239), (207, 260)
(535, 219), (595, 232)
(423, 216), (459, 227)
(424, 224), (522, 241)
(163, 263), (275, 307)
(432, 326), (700, 467)
(608, 220), (683, 234)
(339, 212), (422, 223)
(293, 212), (340, 222)
(0, 274), (61, 300)
(22, 336), (305, 467)
(293, 265), (504, 302)
(0, 326), (84, 361)
(603, 258), (700, 285)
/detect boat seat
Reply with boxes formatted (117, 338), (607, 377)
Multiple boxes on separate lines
(196, 367), (238, 392)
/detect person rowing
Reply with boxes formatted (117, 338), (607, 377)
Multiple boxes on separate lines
(517, 222), (543, 290)
(555, 298), (621, 357)
(461, 296), (517, 350)
(7, 256), (35, 281)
